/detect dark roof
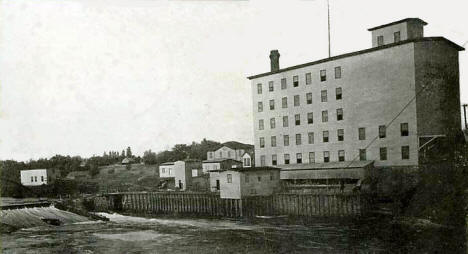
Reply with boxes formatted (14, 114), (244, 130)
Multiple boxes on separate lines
(202, 158), (242, 163)
(216, 141), (254, 151)
(160, 162), (174, 166)
(247, 37), (464, 80)
(280, 161), (374, 171)
(226, 166), (280, 172)
(367, 18), (427, 31)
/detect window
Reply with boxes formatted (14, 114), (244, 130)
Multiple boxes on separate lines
(245, 175), (249, 183)
(269, 81), (274, 92)
(260, 137), (265, 148)
(258, 176), (262, 182)
(335, 66), (341, 79)
(227, 174), (232, 183)
(208, 152), (213, 159)
(283, 116), (289, 127)
(258, 102), (263, 112)
(31, 176), (33, 182)
(358, 128), (366, 140)
(34, 176), (37, 182)
(296, 134), (302, 145)
(359, 149), (366, 161)
(337, 108), (343, 121)
(296, 153), (302, 164)
(380, 147), (387, 161)
(320, 70), (326, 81)
(337, 129), (344, 141)
(295, 114), (301, 125)
(270, 118), (276, 129)
(306, 93), (313, 104)
(323, 151), (330, 162)
(401, 123), (409, 136)
(379, 125), (386, 138)
(307, 112), (313, 124)
(321, 90), (327, 102)
(270, 172), (274, 180)
(272, 154), (277, 166)
(282, 97), (288, 108)
(271, 136), (277, 147)
(257, 83), (262, 94)
(294, 95), (300, 106)
(259, 119), (264, 130)
(192, 169), (198, 177)
(338, 150), (345, 162)
(336, 87), (342, 100)
(269, 100), (275, 110)
(41, 176), (44, 182)
(306, 72), (312, 85)
(377, 35), (384, 46)
(260, 155), (266, 166)
(323, 131), (329, 143)
(281, 78), (287, 89)
(244, 158), (251, 167)
(293, 75), (299, 87)
(309, 152), (315, 163)
(169, 169), (172, 175)
(402, 146), (410, 160)
(308, 132), (314, 144)
(284, 154), (290, 164)
(322, 110), (328, 122)
(394, 31), (401, 43)
(228, 151), (231, 157)
(284, 135), (290, 146)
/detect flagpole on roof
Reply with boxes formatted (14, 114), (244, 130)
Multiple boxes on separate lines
(327, 0), (331, 58)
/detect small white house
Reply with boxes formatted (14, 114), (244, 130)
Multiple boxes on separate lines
(159, 162), (175, 178)
(20, 169), (56, 186)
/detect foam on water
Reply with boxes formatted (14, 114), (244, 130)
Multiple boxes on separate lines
(96, 212), (260, 231)
(93, 230), (182, 242)
(0, 206), (89, 229)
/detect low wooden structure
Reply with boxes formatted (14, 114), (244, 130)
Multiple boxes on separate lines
(96, 192), (371, 218)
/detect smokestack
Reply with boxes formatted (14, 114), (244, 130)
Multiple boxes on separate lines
(269, 50), (280, 72)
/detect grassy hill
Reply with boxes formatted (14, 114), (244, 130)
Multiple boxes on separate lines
(91, 163), (160, 193)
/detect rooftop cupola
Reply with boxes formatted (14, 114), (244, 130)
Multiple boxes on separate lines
(368, 18), (428, 47)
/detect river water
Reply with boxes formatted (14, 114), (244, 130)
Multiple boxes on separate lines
(1, 209), (466, 253)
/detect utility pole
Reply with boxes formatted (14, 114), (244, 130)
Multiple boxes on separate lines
(327, 0), (331, 58)
(463, 104), (468, 130)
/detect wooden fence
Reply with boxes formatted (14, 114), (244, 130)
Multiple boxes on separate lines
(95, 192), (371, 218)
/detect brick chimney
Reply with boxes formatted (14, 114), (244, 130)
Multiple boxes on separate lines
(269, 50), (280, 72)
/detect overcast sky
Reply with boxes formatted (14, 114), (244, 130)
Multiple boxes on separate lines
(1, 0), (467, 161)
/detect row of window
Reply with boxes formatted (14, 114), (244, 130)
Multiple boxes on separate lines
(30, 176), (45, 182)
(259, 123), (409, 148)
(258, 110), (343, 130)
(259, 146), (410, 166)
(376, 31), (401, 46)
(257, 67), (342, 94)
(257, 88), (342, 112)
(226, 173), (275, 183)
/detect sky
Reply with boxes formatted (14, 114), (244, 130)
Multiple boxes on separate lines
(1, 0), (467, 161)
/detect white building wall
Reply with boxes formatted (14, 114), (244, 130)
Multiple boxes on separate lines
(251, 43), (419, 168)
(20, 169), (49, 186)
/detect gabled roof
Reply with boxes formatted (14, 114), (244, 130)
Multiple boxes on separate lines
(280, 161), (374, 171)
(216, 141), (253, 151)
(241, 151), (254, 157)
(367, 18), (427, 31)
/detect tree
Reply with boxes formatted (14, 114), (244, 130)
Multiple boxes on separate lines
(126, 147), (132, 158)
(121, 150), (125, 158)
(142, 150), (157, 165)
(89, 164), (100, 177)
